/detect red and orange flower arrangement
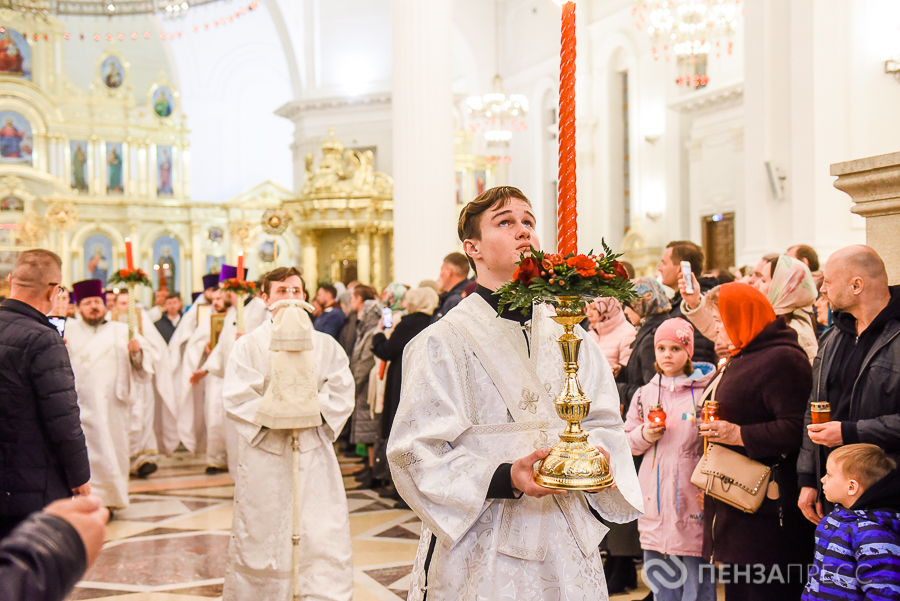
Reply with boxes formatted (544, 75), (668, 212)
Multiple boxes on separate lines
(496, 242), (634, 316)
(108, 268), (152, 287)
(220, 278), (257, 295)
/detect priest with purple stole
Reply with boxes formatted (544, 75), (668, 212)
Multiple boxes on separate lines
(67, 279), (152, 510)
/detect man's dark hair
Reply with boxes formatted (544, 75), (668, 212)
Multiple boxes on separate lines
(790, 244), (820, 272)
(666, 241), (704, 276)
(10, 249), (62, 290)
(165, 292), (181, 302)
(261, 266), (304, 296)
(318, 284), (338, 300)
(352, 285), (376, 302)
(443, 252), (470, 278)
(457, 186), (532, 273)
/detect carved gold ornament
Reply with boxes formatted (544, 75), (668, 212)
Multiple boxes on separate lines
(45, 202), (79, 231)
(229, 219), (255, 245)
(261, 208), (289, 235)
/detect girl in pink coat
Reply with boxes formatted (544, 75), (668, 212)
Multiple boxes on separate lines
(623, 318), (717, 601)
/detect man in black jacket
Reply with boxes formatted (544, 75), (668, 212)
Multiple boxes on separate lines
(0, 249), (90, 537)
(797, 245), (900, 524)
(154, 292), (183, 344)
(657, 240), (718, 364)
(432, 252), (471, 322)
(0, 494), (108, 601)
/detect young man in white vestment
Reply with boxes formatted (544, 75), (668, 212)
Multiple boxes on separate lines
(113, 291), (172, 478)
(67, 280), (152, 510)
(183, 289), (231, 473)
(194, 266), (268, 476)
(222, 267), (355, 601)
(387, 186), (644, 601)
(166, 273), (219, 455)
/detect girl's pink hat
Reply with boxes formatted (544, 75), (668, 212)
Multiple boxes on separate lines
(654, 317), (695, 357)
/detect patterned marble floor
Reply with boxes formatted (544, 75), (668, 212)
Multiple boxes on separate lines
(67, 451), (653, 601)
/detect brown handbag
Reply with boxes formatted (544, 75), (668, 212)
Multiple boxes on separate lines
(690, 370), (779, 514)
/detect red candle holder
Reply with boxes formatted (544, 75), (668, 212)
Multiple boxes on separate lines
(648, 403), (667, 428)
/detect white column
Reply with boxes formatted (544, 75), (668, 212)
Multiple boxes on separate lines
(356, 228), (371, 286)
(392, 0), (456, 284)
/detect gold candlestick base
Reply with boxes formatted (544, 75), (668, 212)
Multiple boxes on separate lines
(534, 296), (615, 491)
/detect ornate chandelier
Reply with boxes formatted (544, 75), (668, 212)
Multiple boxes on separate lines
(466, 74), (529, 145)
(465, 0), (528, 147)
(633, 0), (742, 87)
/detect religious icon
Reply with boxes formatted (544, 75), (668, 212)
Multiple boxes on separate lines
(208, 226), (224, 244)
(101, 56), (123, 89)
(258, 240), (279, 263)
(206, 254), (224, 274)
(70, 141), (89, 192)
(473, 169), (487, 197)
(106, 142), (123, 194)
(84, 233), (113, 286)
(157, 146), (173, 195)
(0, 112), (32, 165)
(153, 235), (179, 292)
(210, 313), (226, 350)
(0, 196), (23, 211)
(0, 29), (30, 79)
(152, 86), (174, 118)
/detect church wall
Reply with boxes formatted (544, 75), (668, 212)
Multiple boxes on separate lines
(167, 0), (294, 202)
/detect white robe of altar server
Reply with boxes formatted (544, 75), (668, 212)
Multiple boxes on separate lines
(222, 319), (355, 601)
(205, 297), (268, 474)
(130, 310), (172, 465)
(387, 295), (644, 601)
(67, 319), (150, 509)
(168, 297), (211, 454)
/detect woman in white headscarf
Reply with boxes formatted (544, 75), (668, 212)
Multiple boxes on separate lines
(680, 254), (818, 361)
(764, 255), (818, 360)
(586, 297), (636, 376)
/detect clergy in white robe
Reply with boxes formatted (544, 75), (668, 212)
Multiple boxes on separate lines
(387, 188), (643, 601)
(202, 293), (268, 474)
(68, 282), (150, 510)
(180, 289), (229, 471)
(113, 292), (170, 476)
(222, 269), (354, 601)
(167, 278), (218, 454)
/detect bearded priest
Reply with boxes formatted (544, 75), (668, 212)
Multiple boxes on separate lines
(386, 187), (643, 601)
(67, 279), (152, 510)
(222, 267), (354, 601)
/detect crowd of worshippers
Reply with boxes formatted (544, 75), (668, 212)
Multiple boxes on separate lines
(1, 234), (899, 601)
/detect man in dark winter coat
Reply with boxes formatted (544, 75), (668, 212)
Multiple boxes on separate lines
(432, 252), (471, 322)
(0, 494), (108, 601)
(657, 241), (718, 364)
(0, 250), (91, 538)
(798, 245), (900, 524)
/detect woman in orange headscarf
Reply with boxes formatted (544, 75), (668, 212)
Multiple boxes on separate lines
(696, 283), (814, 601)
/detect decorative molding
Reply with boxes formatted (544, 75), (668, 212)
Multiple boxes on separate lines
(668, 82), (743, 114)
(275, 93), (392, 121)
(832, 151), (900, 218)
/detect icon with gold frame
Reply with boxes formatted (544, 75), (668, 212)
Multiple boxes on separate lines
(210, 313), (226, 350)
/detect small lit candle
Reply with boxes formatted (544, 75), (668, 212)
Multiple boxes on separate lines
(125, 237), (134, 271)
(237, 252), (244, 282)
(648, 404), (667, 428)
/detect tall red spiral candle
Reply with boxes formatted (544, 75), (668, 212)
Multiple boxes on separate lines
(557, 1), (577, 256)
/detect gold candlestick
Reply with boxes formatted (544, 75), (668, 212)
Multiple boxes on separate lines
(534, 296), (615, 491)
(235, 292), (245, 333)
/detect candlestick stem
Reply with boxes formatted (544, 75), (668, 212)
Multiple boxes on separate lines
(127, 283), (137, 340)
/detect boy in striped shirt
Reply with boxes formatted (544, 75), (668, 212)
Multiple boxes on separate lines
(804, 443), (900, 601)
